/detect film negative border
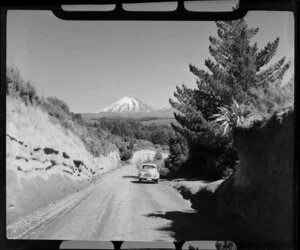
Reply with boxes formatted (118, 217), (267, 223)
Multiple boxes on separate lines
(0, 0), (298, 249)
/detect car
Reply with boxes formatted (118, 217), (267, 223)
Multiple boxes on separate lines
(138, 163), (160, 183)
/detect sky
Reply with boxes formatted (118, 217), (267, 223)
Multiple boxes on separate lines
(7, 8), (294, 113)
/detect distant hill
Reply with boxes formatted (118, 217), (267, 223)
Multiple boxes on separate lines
(99, 96), (153, 113)
(139, 118), (177, 126)
(98, 107), (175, 118)
(81, 112), (177, 126)
(81, 97), (177, 124)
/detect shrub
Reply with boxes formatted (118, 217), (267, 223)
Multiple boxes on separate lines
(154, 151), (163, 161)
(251, 77), (294, 116)
(72, 113), (84, 124)
(6, 66), (39, 104)
(215, 241), (237, 250)
(119, 144), (133, 161)
(156, 161), (170, 178)
(150, 128), (170, 145)
(128, 140), (135, 151)
(210, 98), (253, 135)
(164, 132), (189, 174)
(42, 96), (72, 120)
(158, 166), (170, 178)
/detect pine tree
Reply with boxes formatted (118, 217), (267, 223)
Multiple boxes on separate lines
(165, 132), (189, 173)
(169, 18), (290, 179)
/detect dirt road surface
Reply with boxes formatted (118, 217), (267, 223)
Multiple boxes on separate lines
(10, 165), (229, 241)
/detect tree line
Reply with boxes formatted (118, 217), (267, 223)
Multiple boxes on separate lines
(92, 117), (173, 146)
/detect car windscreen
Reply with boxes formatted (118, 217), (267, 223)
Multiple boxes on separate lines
(4, 2), (295, 247)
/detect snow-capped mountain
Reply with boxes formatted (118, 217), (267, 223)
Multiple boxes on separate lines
(99, 96), (154, 113)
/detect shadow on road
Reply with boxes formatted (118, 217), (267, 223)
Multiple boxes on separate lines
(122, 175), (157, 184)
(122, 175), (138, 179)
(160, 177), (208, 182)
(130, 180), (156, 184)
(145, 210), (241, 241)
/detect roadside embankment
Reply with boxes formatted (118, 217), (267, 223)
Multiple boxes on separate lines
(169, 109), (294, 241)
(164, 179), (224, 213)
(216, 109), (294, 241)
(6, 97), (121, 224)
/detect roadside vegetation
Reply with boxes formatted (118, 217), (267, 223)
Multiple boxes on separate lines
(165, 17), (294, 180)
(6, 67), (171, 162)
(92, 117), (173, 146)
(6, 66), (120, 156)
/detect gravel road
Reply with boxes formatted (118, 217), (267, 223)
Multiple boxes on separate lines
(7, 165), (228, 241)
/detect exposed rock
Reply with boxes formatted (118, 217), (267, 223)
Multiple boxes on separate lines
(43, 147), (59, 155)
(6, 97), (121, 224)
(73, 159), (85, 168)
(62, 152), (70, 159)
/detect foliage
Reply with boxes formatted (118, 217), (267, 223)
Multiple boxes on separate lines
(119, 144), (133, 161)
(164, 132), (189, 174)
(250, 76), (294, 116)
(6, 67), (120, 157)
(42, 96), (72, 121)
(78, 124), (117, 156)
(211, 79), (294, 135)
(95, 117), (173, 146)
(157, 164), (170, 178)
(169, 18), (291, 180)
(132, 139), (154, 151)
(72, 113), (84, 124)
(210, 98), (253, 135)
(154, 151), (163, 161)
(215, 241), (237, 250)
(128, 139), (135, 151)
(6, 66), (39, 104)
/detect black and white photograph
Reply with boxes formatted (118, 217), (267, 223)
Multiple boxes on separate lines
(4, 2), (295, 246)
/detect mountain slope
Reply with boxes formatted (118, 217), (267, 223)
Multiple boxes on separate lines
(81, 107), (176, 124)
(99, 96), (154, 113)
